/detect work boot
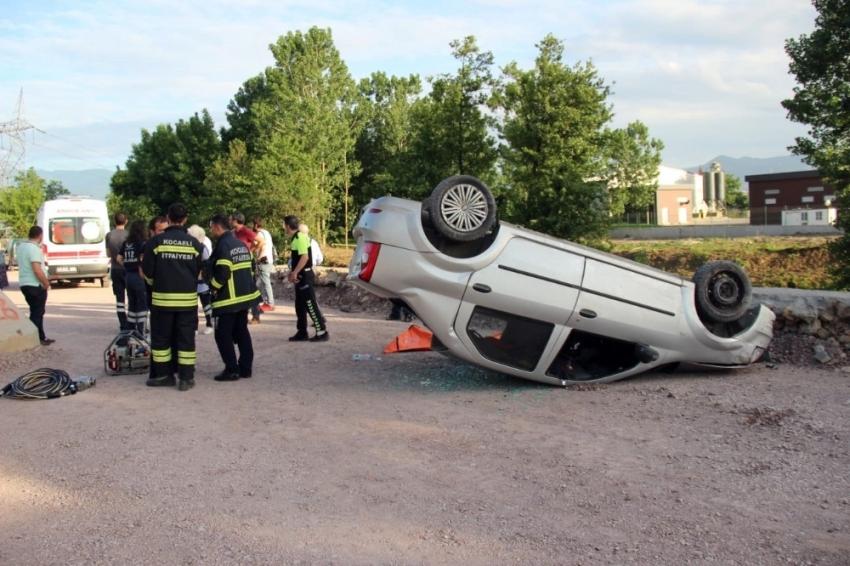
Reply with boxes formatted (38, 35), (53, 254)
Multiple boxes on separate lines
(289, 332), (309, 342)
(146, 375), (176, 387)
(250, 317), (261, 325)
(309, 331), (330, 342)
(178, 379), (195, 391)
(213, 370), (240, 382)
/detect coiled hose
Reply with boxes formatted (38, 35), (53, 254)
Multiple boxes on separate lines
(1, 368), (77, 400)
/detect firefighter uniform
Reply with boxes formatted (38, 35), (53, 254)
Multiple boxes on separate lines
(141, 225), (204, 385)
(209, 230), (261, 379)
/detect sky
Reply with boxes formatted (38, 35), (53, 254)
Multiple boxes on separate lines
(0, 0), (819, 174)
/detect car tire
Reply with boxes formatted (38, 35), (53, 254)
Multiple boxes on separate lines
(692, 260), (753, 323)
(428, 175), (497, 242)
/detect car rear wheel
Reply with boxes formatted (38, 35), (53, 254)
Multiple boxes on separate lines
(692, 260), (753, 323)
(428, 175), (497, 242)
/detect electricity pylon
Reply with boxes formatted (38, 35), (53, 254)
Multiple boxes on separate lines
(0, 89), (43, 187)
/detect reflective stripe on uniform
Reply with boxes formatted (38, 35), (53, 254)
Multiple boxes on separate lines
(154, 245), (200, 256)
(152, 348), (172, 363)
(212, 289), (261, 309)
(177, 350), (196, 366)
(151, 291), (198, 308)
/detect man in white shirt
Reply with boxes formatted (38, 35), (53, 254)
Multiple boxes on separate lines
(298, 224), (323, 267)
(252, 219), (276, 312)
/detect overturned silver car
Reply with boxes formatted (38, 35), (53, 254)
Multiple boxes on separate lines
(348, 175), (775, 386)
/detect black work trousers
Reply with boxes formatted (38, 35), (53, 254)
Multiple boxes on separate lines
(111, 266), (127, 330)
(149, 309), (198, 381)
(294, 271), (326, 334)
(214, 309), (254, 375)
(21, 285), (47, 341)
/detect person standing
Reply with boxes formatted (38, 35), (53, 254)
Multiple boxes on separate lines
(141, 204), (204, 392)
(116, 220), (148, 335)
(143, 216), (168, 334)
(284, 215), (328, 342)
(0, 243), (8, 289)
(298, 223), (324, 267)
(230, 212), (264, 324)
(187, 224), (214, 335)
(16, 226), (54, 346)
(144, 215), (169, 383)
(252, 218), (275, 313)
(106, 212), (129, 330)
(207, 214), (260, 381)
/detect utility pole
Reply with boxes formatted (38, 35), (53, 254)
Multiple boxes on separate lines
(0, 89), (44, 187)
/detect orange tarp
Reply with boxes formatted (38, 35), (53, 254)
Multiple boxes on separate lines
(383, 325), (434, 353)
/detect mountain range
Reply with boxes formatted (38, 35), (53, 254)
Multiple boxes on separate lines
(36, 155), (814, 200)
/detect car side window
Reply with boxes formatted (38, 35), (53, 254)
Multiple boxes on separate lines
(546, 330), (642, 382)
(466, 306), (554, 372)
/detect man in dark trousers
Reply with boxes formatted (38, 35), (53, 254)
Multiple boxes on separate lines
(207, 214), (261, 381)
(284, 215), (328, 342)
(105, 211), (128, 330)
(16, 226), (54, 346)
(141, 204), (204, 392)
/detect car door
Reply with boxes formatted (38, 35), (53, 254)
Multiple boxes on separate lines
(455, 237), (586, 374)
(570, 258), (684, 351)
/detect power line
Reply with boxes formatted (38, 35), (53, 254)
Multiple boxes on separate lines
(30, 139), (117, 170)
(38, 130), (124, 163)
(0, 89), (44, 186)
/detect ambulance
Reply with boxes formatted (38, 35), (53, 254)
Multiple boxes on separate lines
(36, 196), (110, 286)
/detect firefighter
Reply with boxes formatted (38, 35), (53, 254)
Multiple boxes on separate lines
(141, 203), (204, 391)
(284, 215), (329, 342)
(207, 214), (261, 381)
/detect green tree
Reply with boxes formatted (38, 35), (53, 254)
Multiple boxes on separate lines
(494, 35), (616, 241)
(407, 36), (499, 196)
(353, 72), (423, 202)
(781, 0), (850, 287)
(723, 174), (749, 209)
(111, 110), (223, 224)
(44, 180), (70, 201)
(245, 27), (363, 242)
(0, 168), (48, 237)
(602, 121), (664, 215)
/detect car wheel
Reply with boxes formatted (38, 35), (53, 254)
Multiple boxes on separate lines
(428, 175), (497, 242)
(692, 260), (753, 323)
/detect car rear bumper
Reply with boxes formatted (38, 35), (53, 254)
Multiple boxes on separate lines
(48, 262), (109, 280)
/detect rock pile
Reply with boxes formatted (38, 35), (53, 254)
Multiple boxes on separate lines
(756, 293), (850, 345)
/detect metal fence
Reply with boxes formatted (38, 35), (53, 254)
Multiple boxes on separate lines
(614, 206), (836, 228)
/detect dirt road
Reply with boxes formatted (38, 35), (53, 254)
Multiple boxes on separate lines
(1, 274), (849, 565)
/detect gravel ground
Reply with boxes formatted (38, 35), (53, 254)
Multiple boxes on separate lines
(1, 275), (848, 566)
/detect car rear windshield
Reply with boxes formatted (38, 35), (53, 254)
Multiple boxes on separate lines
(49, 217), (105, 245)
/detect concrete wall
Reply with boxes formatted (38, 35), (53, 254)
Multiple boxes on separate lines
(610, 223), (842, 240)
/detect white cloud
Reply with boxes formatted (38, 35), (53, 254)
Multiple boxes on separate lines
(0, 0), (820, 171)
